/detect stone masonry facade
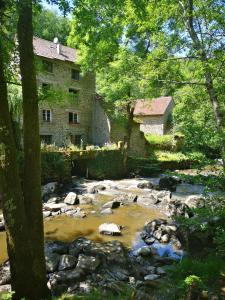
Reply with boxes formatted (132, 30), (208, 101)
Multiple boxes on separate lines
(34, 37), (95, 147)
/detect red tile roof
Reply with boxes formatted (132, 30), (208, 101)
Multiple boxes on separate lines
(33, 36), (77, 63)
(134, 96), (173, 116)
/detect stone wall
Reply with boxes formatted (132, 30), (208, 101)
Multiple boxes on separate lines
(110, 121), (148, 157)
(139, 115), (165, 135)
(92, 99), (110, 146)
(37, 57), (95, 146)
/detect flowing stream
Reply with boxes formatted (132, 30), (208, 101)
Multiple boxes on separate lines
(0, 178), (165, 264)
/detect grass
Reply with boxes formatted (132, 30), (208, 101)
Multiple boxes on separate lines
(145, 134), (174, 150)
(151, 150), (206, 163)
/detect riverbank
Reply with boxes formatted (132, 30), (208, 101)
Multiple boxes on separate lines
(1, 169), (224, 299)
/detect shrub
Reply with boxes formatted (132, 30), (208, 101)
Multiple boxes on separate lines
(41, 151), (71, 183)
(145, 134), (174, 150)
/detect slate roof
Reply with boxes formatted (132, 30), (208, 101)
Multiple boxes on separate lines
(134, 96), (173, 116)
(33, 36), (77, 63)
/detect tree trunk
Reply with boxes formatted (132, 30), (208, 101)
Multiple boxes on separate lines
(17, 0), (49, 298)
(123, 102), (134, 171)
(0, 38), (32, 299)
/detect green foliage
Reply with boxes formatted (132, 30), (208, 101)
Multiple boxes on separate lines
(145, 134), (174, 150)
(173, 85), (221, 156)
(41, 151), (71, 183)
(0, 292), (15, 300)
(169, 255), (225, 293)
(57, 286), (133, 300)
(33, 8), (71, 45)
(68, 0), (225, 161)
(151, 150), (205, 164)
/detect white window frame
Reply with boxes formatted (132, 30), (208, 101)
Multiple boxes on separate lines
(69, 112), (79, 124)
(42, 109), (52, 122)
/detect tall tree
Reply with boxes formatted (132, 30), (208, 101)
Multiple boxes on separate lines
(0, 0), (50, 298)
(33, 8), (71, 45)
(17, 0), (49, 298)
(69, 0), (225, 165)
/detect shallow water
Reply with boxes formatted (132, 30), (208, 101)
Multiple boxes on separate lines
(0, 201), (164, 265)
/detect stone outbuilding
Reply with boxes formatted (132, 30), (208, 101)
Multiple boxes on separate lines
(133, 96), (174, 135)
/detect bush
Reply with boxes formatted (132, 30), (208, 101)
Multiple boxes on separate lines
(41, 151), (71, 183)
(169, 255), (225, 295)
(145, 134), (174, 150)
(152, 150), (206, 164)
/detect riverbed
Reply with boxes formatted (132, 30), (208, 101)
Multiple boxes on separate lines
(0, 178), (166, 264)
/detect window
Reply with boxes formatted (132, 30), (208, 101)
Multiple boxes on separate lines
(68, 88), (79, 101)
(40, 135), (52, 145)
(71, 69), (80, 80)
(42, 109), (51, 122)
(69, 112), (79, 124)
(42, 83), (51, 92)
(42, 60), (53, 73)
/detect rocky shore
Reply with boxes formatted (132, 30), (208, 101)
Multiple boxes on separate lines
(0, 174), (219, 298)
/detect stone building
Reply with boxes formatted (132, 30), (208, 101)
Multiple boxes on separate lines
(34, 36), (96, 146)
(133, 96), (174, 135)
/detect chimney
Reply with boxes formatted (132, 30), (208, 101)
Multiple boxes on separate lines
(53, 37), (61, 55)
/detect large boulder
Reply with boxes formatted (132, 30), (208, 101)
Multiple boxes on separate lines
(99, 223), (121, 236)
(0, 262), (11, 285)
(41, 182), (58, 197)
(45, 252), (60, 273)
(44, 203), (67, 212)
(102, 200), (121, 209)
(159, 176), (180, 192)
(64, 192), (78, 205)
(45, 241), (69, 255)
(166, 200), (193, 218)
(185, 195), (205, 208)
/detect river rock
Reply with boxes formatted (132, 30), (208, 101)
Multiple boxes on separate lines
(137, 182), (154, 189)
(78, 194), (94, 205)
(64, 192), (78, 205)
(99, 223), (121, 236)
(185, 195), (205, 208)
(102, 200), (121, 209)
(156, 267), (166, 275)
(89, 184), (106, 194)
(144, 274), (160, 281)
(159, 176), (179, 192)
(45, 241), (68, 255)
(44, 203), (67, 212)
(0, 262), (11, 285)
(58, 255), (77, 271)
(100, 208), (113, 214)
(137, 195), (158, 207)
(47, 197), (61, 204)
(161, 234), (170, 243)
(0, 284), (12, 293)
(76, 254), (100, 272)
(69, 238), (94, 258)
(45, 252), (61, 273)
(136, 246), (151, 257)
(42, 182), (58, 197)
(43, 211), (51, 218)
(166, 200), (193, 218)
